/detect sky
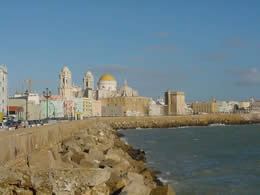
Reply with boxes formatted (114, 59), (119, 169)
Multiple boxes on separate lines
(1, 0), (260, 102)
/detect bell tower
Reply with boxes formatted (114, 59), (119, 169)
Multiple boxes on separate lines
(83, 71), (94, 98)
(59, 66), (73, 97)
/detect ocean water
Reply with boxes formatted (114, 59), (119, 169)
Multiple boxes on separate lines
(120, 124), (260, 195)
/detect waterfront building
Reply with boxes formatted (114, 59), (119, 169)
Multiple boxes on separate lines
(40, 99), (65, 119)
(217, 101), (236, 113)
(165, 90), (187, 115)
(82, 98), (92, 117)
(192, 98), (219, 114)
(0, 66), (8, 114)
(92, 100), (102, 117)
(148, 100), (166, 116)
(63, 99), (74, 119)
(8, 95), (41, 120)
(239, 101), (250, 110)
(7, 106), (23, 120)
(251, 101), (260, 113)
(72, 97), (83, 120)
(82, 98), (102, 117)
(101, 96), (152, 117)
(249, 97), (260, 113)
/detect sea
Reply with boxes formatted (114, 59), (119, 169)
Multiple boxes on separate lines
(120, 124), (260, 195)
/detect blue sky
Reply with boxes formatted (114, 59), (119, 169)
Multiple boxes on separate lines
(1, 0), (260, 101)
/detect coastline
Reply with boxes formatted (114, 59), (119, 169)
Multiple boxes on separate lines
(95, 113), (260, 130)
(0, 117), (175, 194)
(0, 114), (259, 194)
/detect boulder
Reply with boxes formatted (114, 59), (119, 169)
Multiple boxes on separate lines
(106, 172), (125, 194)
(83, 168), (111, 187)
(127, 172), (144, 185)
(80, 159), (99, 168)
(71, 152), (86, 165)
(89, 149), (105, 162)
(110, 161), (130, 177)
(106, 148), (125, 162)
(63, 139), (82, 153)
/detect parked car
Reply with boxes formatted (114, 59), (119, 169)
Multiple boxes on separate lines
(6, 121), (19, 129)
(29, 120), (39, 127)
(0, 122), (8, 129)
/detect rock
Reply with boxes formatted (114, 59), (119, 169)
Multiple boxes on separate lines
(83, 168), (111, 187)
(80, 159), (98, 168)
(120, 181), (151, 195)
(49, 168), (111, 193)
(71, 152), (86, 165)
(99, 159), (117, 168)
(82, 135), (97, 149)
(150, 184), (176, 195)
(127, 172), (144, 185)
(89, 149), (105, 162)
(111, 160), (130, 177)
(106, 148), (125, 162)
(106, 172), (125, 194)
(63, 139), (82, 153)
(90, 183), (110, 195)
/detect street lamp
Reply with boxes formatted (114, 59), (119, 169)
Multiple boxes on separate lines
(43, 88), (51, 119)
(24, 90), (29, 121)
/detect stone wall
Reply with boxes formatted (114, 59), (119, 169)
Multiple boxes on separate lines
(0, 113), (258, 166)
(102, 106), (123, 117)
(0, 120), (91, 166)
(101, 96), (152, 116)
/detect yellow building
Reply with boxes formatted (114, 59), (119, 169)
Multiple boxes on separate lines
(82, 98), (102, 117)
(101, 96), (152, 117)
(82, 98), (92, 117)
(192, 99), (219, 114)
(165, 90), (186, 115)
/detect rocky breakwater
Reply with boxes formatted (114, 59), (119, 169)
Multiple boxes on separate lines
(0, 121), (175, 195)
(96, 114), (253, 130)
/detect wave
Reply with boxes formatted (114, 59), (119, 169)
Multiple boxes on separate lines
(120, 137), (129, 145)
(158, 177), (170, 184)
(209, 123), (226, 127)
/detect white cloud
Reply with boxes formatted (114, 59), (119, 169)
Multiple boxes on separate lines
(226, 67), (260, 86)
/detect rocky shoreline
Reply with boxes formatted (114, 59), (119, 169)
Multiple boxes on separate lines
(0, 120), (175, 195)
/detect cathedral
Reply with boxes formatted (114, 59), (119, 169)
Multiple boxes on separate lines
(58, 66), (138, 100)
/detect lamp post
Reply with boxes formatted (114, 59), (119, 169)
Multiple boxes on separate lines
(24, 90), (29, 121)
(43, 88), (51, 119)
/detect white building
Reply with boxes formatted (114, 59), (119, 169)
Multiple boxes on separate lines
(0, 66), (8, 114)
(59, 66), (81, 98)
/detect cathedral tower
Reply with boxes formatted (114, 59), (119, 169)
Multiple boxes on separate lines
(83, 71), (94, 98)
(59, 66), (73, 97)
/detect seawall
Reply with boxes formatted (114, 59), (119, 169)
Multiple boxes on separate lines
(0, 113), (259, 167)
(95, 113), (259, 129)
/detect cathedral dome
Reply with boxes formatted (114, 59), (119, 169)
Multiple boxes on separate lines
(98, 74), (117, 91)
(99, 74), (116, 81)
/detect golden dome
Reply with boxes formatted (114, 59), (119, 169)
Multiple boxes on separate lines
(99, 74), (116, 81)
